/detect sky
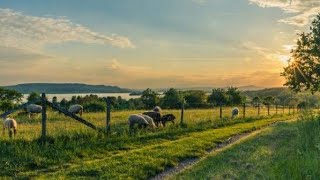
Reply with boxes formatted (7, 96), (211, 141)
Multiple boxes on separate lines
(0, 0), (319, 89)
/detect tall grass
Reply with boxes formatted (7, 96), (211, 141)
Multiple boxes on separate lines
(173, 110), (320, 179)
(0, 107), (296, 178)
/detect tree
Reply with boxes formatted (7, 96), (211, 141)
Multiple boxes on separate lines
(27, 92), (41, 103)
(60, 98), (68, 109)
(52, 96), (58, 106)
(252, 96), (262, 107)
(0, 87), (23, 103)
(141, 88), (159, 109)
(161, 88), (183, 109)
(282, 14), (320, 93)
(184, 90), (207, 108)
(208, 88), (228, 106)
(263, 96), (275, 106)
(0, 88), (22, 111)
(226, 87), (245, 105)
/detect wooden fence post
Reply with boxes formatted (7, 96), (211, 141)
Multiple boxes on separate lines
(289, 106), (291, 114)
(106, 97), (111, 133)
(267, 105), (270, 116)
(258, 104), (260, 116)
(243, 103), (246, 119)
(180, 100), (185, 125)
(293, 106), (295, 115)
(219, 103), (223, 119)
(41, 93), (47, 139)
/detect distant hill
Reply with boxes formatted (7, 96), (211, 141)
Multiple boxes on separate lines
(242, 87), (290, 98)
(3, 83), (132, 94)
(155, 85), (264, 93)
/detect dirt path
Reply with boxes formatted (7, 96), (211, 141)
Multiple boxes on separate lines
(150, 119), (296, 180)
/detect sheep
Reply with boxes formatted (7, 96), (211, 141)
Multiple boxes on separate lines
(142, 111), (162, 127)
(140, 115), (156, 128)
(153, 106), (162, 113)
(128, 114), (149, 129)
(160, 114), (176, 127)
(68, 104), (83, 117)
(2, 117), (17, 138)
(26, 104), (42, 119)
(231, 107), (239, 119)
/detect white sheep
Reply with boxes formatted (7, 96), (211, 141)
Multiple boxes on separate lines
(231, 107), (239, 119)
(128, 114), (150, 129)
(153, 106), (162, 113)
(2, 117), (17, 138)
(26, 104), (42, 119)
(141, 114), (156, 128)
(68, 104), (83, 117)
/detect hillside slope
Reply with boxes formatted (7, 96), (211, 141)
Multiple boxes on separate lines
(3, 83), (132, 94)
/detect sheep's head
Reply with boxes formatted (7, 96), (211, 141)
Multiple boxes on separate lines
(153, 106), (162, 112)
(161, 114), (176, 122)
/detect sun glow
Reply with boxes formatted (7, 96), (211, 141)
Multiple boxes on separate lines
(278, 55), (290, 64)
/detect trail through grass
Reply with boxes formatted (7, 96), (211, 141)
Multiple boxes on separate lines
(173, 112), (320, 180)
(19, 116), (294, 179)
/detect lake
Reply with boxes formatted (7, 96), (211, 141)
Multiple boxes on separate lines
(22, 93), (141, 102)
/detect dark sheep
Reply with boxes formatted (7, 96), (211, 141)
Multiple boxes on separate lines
(161, 114), (176, 127)
(142, 111), (162, 127)
(232, 107), (239, 119)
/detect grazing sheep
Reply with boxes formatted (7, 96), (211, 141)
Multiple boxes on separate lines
(68, 104), (83, 117)
(26, 104), (42, 119)
(141, 115), (156, 128)
(128, 114), (149, 129)
(2, 117), (17, 138)
(231, 107), (239, 119)
(142, 111), (162, 127)
(153, 106), (162, 113)
(161, 114), (176, 127)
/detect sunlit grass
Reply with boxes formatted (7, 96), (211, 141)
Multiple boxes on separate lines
(0, 107), (297, 178)
(173, 112), (320, 179)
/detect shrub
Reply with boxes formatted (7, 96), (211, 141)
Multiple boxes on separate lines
(83, 101), (106, 112)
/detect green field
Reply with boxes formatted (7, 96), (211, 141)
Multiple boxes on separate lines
(0, 107), (297, 179)
(174, 112), (320, 179)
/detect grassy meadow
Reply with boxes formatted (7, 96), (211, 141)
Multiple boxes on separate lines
(0, 107), (297, 179)
(173, 112), (320, 180)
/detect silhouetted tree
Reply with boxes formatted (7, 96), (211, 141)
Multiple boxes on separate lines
(141, 88), (159, 109)
(226, 87), (244, 105)
(161, 88), (183, 109)
(282, 14), (320, 92)
(208, 88), (228, 106)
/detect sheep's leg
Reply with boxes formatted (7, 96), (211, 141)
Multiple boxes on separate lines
(14, 128), (17, 137)
(28, 113), (31, 119)
(2, 127), (5, 136)
(162, 122), (166, 127)
(9, 129), (12, 138)
(172, 120), (175, 125)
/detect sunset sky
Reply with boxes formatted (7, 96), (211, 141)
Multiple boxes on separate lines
(0, 0), (318, 89)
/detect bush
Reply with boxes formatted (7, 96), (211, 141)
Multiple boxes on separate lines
(83, 101), (106, 112)
(0, 101), (16, 112)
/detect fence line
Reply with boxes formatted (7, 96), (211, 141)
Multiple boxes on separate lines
(1, 93), (303, 139)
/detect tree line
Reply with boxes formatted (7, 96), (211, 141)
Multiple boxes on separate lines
(0, 86), (318, 113)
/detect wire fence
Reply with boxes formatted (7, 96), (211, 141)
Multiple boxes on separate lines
(0, 94), (307, 141)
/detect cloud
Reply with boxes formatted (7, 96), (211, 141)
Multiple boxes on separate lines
(249, 0), (320, 26)
(0, 46), (50, 62)
(279, 7), (320, 26)
(241, 41), (290, 67)
(0, 8), (134, 52)
(192, 0), (207, 4)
